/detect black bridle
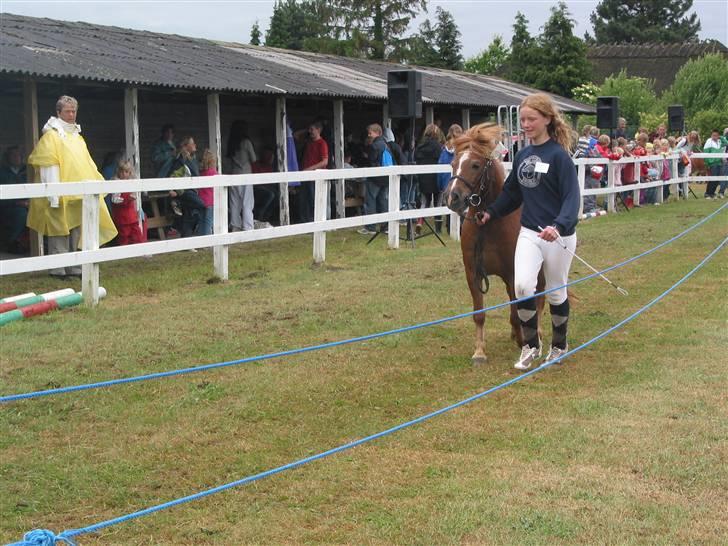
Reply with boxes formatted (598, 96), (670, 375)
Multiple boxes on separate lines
(447, 156), (494, 222)
(448, 154), (496, 294)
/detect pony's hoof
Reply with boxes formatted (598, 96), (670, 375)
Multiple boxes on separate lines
(472, 355), (488, 367)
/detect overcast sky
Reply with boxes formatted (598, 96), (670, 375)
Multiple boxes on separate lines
(2, 1), (726, 58)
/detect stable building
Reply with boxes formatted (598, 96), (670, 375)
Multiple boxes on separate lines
(1, 12), (592, 229)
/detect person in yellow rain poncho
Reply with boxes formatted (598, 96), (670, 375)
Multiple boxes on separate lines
(27, 95), (117, 278)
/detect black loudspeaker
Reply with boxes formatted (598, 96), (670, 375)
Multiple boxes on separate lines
(596, 96), (619, 129)
(388, 70), (422, 119)
(668, 105), (684, 132)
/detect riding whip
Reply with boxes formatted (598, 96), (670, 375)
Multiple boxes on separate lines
(538, 226), (629, 296)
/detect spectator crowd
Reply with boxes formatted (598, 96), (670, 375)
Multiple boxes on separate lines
(1, 95), (727, 273)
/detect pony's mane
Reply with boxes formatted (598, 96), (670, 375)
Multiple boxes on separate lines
(454, 123), (503, 158)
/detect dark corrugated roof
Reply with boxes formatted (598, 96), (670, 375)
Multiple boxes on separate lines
(586, 41), (727, 93)
(587, 41), (727, 59)
(0, 13), (593, 113)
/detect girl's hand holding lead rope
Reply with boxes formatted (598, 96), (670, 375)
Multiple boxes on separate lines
(538, 224), (560, 242)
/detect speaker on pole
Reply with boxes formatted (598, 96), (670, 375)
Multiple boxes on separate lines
(388, 70), (422, 119)
(668, 105), (684, 133)
(596, 96), (619, 129)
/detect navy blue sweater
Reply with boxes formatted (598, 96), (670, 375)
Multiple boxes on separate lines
(486, 139), (580, 236)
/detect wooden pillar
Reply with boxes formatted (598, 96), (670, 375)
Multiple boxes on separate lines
(124, 88), (140, 175)
(208, 93), (228, 280)
(425, 105), (434, 126)
(23, 80), (42, 256)
(461, 108), (471, 130)
(333, 99), (345, 218)
(123, 88), (143, 236)
(275, 97), (290, 226)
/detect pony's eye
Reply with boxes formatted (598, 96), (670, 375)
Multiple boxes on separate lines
(471, 162), (480, 170)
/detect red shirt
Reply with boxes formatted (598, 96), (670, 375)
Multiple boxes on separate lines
(112, 193), (139, 225)
(198, 167), (217, 207)
(302, 138), (328, 170)
(633, 146), (649, 178)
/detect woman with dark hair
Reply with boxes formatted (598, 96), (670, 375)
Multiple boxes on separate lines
(226, 120), (256, 231)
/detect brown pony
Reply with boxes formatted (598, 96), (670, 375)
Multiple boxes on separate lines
(442, 123), (544, 365)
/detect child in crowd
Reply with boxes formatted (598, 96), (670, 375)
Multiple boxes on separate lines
(197, 149), (217, 236)
(644, 142), (659, 205)
(111, 161), (144, 245)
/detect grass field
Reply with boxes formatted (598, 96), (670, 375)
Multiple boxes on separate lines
(1, 197), (726, 545)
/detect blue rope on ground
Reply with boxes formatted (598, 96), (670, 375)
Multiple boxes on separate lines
(1, 202), (726, 405)
(12, 235), (726, 545)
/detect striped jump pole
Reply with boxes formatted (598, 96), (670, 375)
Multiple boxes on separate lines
(580, 210), (607, 220)
(0, 292), (36, 304)
(0, 288), (75, 314)
(0, 288), (107, 326)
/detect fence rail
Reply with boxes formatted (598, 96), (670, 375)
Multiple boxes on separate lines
(1, 153), (726, 305)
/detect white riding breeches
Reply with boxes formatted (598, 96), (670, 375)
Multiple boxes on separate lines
(514, 226), (576, 305)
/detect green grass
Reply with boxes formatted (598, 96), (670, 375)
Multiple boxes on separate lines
(1, 197), (727, 545)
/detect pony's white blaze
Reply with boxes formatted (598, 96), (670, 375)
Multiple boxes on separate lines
(446, 150), (472, 207)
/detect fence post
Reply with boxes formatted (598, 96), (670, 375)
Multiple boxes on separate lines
(81, 194), (100, 306)
(656, 156), (664, 204)
(313, 176), (327, 263)
(388, 173), (400, 249)
(607, 161), (616, 213)
(449, 212), (461, 241)
(577, 161), (586, 218)
(633, 157), (641, 207)
(213, 184), (229, 280)
(671, 156), (680, 199)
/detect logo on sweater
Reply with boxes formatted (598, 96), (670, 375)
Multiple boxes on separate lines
(517, 155), (541, 188)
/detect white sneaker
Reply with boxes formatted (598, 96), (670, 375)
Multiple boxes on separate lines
(545, 345), (568, 364)
(253, 220), (273, 229)
(514, 344), (542, 370)
(357, 227), (375, 235)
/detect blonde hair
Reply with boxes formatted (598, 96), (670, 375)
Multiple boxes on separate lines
(115, 160), (135, 179)
(201, 149), (217, 171)
(521, 93), (574, 151)
(598, 134), (610, 146)
(446, 123), (463, 145)
(367, 123), (383, 136)
(422, 123), (445, 144)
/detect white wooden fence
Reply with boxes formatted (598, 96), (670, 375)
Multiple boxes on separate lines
(0, 165), (455, 304)
(1, 153), (725, 305)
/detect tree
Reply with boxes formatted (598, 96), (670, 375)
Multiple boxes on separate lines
(507, 12), (540, 85)
(406, 7), (463, 69)
(530, 3), (591, 98)
(265, 0), (315, 50)
(331, 0), (428, 61)
(434, 7), (463, 70)
(250, 21), (261, 46)
(464, 35), (510, 75)
(406, 19), (440, 67)
(589, 0), (701, 44)
(663, 54), (728, 117)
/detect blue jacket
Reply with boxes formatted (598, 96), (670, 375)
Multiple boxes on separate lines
(437, 146), (455, 191)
